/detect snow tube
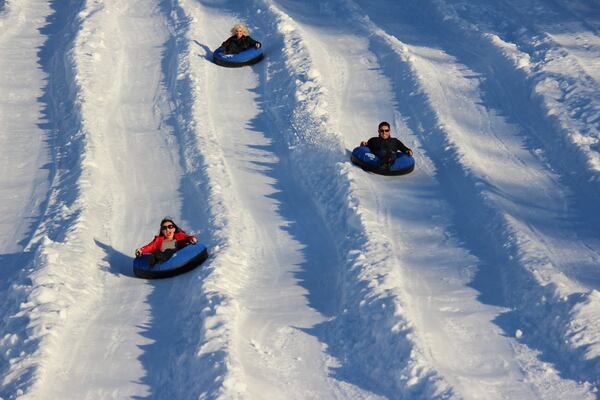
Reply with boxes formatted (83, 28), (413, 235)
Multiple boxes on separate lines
(133, 243), (209, 279)
(213, 46), (264, 67)
(351, 146), (415, 176)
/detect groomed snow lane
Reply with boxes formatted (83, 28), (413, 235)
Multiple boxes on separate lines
(2, 0), (600, 399)
(180, 1), (387, 397)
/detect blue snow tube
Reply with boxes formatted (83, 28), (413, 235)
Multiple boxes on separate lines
(133, 243), (209, 279)
(351, 146), (415, 176)
(213, 46), (264, 67)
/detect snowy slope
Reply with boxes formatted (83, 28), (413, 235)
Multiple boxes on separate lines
(0, 0), (599, 399)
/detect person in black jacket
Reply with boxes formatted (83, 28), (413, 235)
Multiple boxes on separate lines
(360, 121), (413, 169)
(221, 24), (262, 54)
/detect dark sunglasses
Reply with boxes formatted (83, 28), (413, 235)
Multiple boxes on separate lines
(379, 128), (390, 133)
(161, 224), (175, 230)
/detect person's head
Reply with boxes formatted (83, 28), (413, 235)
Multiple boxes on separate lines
(158, 217), (180, 238)
(231, 24), (249, 39)
(378, 121), (391, 139)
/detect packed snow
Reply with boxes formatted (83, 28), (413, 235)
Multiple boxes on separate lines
(1, 0), (599, 399)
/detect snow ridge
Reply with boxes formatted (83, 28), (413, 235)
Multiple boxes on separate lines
(1, 0), (599, 398)
(422, 0), (600, 384)
(432, 0), (600, 181)
(347, 0), (600, 389)
(170, 0), (267, 397)
(118, 2), (235, 398)
(251, 1), (453, 397)
(1, 1), (104, 397)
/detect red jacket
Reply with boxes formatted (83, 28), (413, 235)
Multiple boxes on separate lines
(139, 231), (196, 254)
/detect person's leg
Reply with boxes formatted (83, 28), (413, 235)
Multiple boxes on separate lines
(378, 151), (396, 169)
(150, 249), (176, 265)
(161, 249), (176, 262)
(148, 251), (160, 267)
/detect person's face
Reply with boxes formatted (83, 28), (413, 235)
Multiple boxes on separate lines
(234, 27), (244, 39)
(161, 222), (176, 239)
(378, 126), (391, 139)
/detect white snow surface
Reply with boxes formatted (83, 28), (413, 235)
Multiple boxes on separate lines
(1, 0), (599, 399)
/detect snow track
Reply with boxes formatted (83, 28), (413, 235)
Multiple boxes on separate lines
(1, 0), (599, 399)
(1, 1), (94, 396)
(264, 0), (597, 397)
(14, 0), (181, 397)
(2, 0), (209, 397)
(352, 0), (598, 390)
(179, 0), (388, 397)
(384, 0), (599, 383)
(348, 0), (600, 392)
(0, 0), (54, 394)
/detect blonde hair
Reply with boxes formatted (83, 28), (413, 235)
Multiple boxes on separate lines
(231, 23), (249, 36)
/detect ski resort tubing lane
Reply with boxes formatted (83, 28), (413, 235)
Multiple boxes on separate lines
(269, 0), (598, 398)
(192, 1), (384, 398)
(271, 4), (535, 398)
(349, 0), (599, 393)
(351, 0), (600, 389)
(0, 0), (51, 253)
(213, 90), (345, 396)
(24, 1), (192, 397)
(0, 1), (54, 395)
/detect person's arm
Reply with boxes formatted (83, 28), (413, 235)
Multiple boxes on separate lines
(247, 36), (261, 48)
(136, 236), (160, 257)
(176, 232), (198, 246)
(395, 138), (413, 156)
(221, 36), (232, 49)
(366, 137), (379, 153)
(185, 234), (198, 244)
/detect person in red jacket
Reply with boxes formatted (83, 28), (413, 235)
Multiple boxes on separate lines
(135, 217), (197, 266)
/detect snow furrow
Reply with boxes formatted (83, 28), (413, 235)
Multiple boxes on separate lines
(6, 0), (209, 397)
(347, 0), (600, 391)
(415, 0), (600, 384)
(432, 0), (600, 181)
(0, 0), (109, 397)
(0, 6), (53, 382)
(155, 0), (259, 397)
(176, 0), (436, 397)
(249, 0), (454, 397)
(265, 0), (596, 398)
(181, 1), (369, 397)
(2, 0), (599, 398)
(29, 0), (227, 397)
(0, 0), (52, 298)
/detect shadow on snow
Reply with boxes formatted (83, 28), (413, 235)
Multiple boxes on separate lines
(356, 0), (600, 387)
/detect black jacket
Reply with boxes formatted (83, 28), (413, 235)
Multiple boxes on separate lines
(367, 137), (411, 156)
(221, 35), (261, 54)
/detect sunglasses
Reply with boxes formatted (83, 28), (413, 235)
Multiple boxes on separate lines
(161, 224), (175, 230)
(379, 128), (390, 133)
